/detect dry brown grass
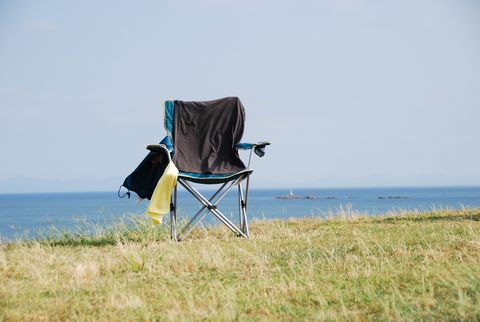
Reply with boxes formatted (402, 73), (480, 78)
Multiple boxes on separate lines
(1, 208), (480, 321)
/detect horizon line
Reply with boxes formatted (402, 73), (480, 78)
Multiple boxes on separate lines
(1, 184), (479, 195)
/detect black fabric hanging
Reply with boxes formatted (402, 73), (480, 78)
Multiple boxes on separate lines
(121, 148), (169, 200)
(172, 96), (246, 174)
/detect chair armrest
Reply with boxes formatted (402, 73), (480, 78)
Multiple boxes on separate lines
(146, 143), (173, 162)
(146, 144), (169, 153)
(236, 141), (271, 158)
(236, 141), (271, 150)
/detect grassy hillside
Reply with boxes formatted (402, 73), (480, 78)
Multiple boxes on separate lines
(1, 209), (480, 321)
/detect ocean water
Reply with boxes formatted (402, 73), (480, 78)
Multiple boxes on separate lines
(1, 186), (479, 240)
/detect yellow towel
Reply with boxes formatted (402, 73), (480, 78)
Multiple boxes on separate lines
(146, 161), (179, 225)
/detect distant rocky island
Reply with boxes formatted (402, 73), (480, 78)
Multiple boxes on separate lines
(378, 196), (409, 199)
(275, 189), (315, 200)
(275, 190), (409, 200)
(275, 189), (321, 200)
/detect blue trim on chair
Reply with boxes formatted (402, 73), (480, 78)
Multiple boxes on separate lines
(236, 143), (255, 150)
(159, 136), (174, 152)
(179, 171), (236, 179)
(236, 141), (271, 150)
(165, 100), (175, 138)
(178, 169), (253, 184)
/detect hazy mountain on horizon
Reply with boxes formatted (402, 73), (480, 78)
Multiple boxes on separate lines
(0, 176), (124, 193)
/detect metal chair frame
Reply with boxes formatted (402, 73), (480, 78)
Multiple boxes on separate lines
(170, 173), (251, 241)
(169, 146), (260, 241)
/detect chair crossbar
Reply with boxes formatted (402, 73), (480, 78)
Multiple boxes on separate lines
(180, 180), (247, 238)
(171, 174), (251, 241)
(178, 181), (235, 240)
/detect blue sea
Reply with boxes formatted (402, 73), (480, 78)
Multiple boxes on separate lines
(1, 186), (479, 241)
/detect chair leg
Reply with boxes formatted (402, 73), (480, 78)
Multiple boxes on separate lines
(243, 206), (250, 238)
(245, 175), (251, 211)
(244, 175), (251, 237)
(170, 184), (177, 241)
(238, 183), (244, 235)
(239, 181), (250, 238)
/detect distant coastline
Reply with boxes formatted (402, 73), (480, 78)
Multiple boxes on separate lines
(275, 189), (410, 201)
(275, 189), (319, 200)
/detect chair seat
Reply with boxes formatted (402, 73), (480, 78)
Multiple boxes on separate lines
(178, 169), (253, 184)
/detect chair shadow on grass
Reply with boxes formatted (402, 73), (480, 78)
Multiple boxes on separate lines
(40, 229), (227, 247)
(40, 234), (173, 247)
(37, 222), (216, 247)
(36, 228), (171, 248)
(42, 237), (120, 247)
(31, 217), (174, 247)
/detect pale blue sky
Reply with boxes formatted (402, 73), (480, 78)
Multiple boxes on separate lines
(0, 0), (479, 192)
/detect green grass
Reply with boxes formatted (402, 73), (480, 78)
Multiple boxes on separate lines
(1, 208), (480, 321)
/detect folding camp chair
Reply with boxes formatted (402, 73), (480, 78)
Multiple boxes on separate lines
(153, 97), (270, 241)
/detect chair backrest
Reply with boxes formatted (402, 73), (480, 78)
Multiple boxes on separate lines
(164, 97), (247, 175)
